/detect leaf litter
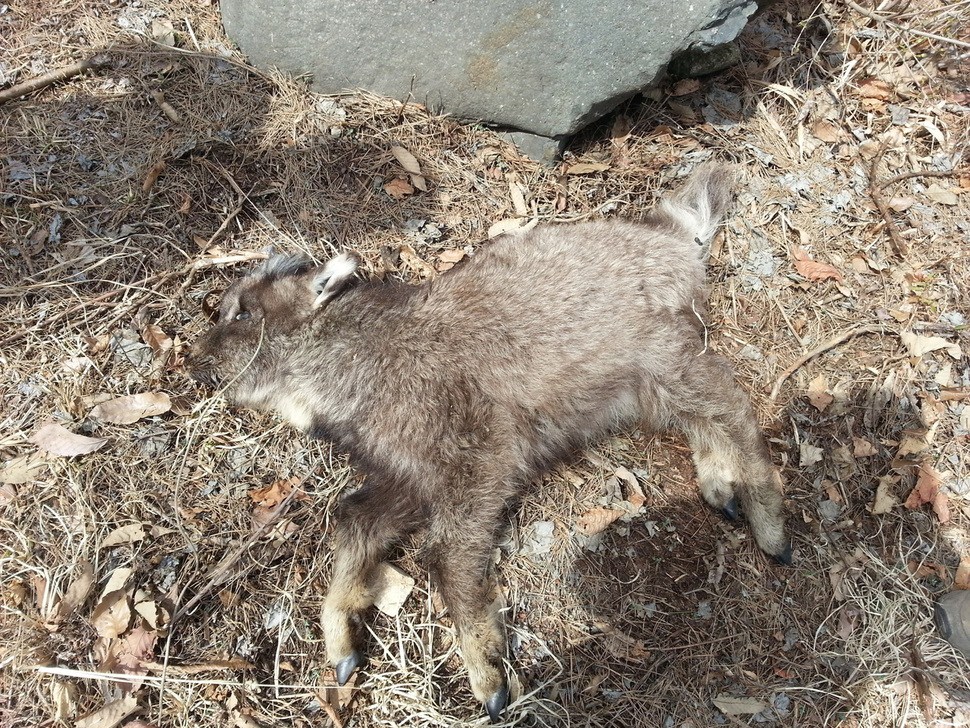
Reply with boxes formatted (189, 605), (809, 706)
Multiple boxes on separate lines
(2, 1), (969, 726)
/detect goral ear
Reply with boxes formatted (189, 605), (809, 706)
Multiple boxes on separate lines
(311, 252), (361, 309)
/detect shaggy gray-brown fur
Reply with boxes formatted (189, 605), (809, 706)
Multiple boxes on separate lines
(188, 164), (790, 722)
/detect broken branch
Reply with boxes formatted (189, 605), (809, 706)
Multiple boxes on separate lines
(868, 144), (909, 257)
(769, 324), (897, 401)
(0, 56), (110, 105)
(170, 477), (306, 624)
(879, 167), (963, 190)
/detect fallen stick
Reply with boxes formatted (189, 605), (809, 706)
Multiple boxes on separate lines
(0, 56), (109, 105)
(170, 478), (306, 624)
(844, 0), (970, 49)
(769, 324), (897, 401)
(868, 144), (909, 257)
(880, 167), (963, 190)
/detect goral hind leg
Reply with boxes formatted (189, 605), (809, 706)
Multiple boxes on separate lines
(429, 496), (511, 723)
(673, 352), (790, 563)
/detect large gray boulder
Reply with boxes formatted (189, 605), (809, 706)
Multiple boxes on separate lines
(221, 0), (756, 142)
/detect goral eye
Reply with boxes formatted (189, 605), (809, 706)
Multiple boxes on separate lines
(235, 311), (252, 321)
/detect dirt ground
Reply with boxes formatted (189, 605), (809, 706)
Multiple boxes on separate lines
(1, 0), (969, 726)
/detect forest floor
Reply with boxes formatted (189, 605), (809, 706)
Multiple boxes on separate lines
(1, 0), (969, 726)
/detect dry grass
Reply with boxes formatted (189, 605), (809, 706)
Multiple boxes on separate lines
(1, 0), (969, 726)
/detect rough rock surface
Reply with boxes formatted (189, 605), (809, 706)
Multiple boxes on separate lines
(222, 0), (757, 140)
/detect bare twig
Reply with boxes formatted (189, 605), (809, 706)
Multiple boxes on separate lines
(844, 0), (970, 49)
(170, 478), (307, 624)
(868, 144), (909, 257)
(909, 637), (934, 722)
(176, 242), (263, 297)
(769, 324), (897, 400)
(0, 56), (109, 104)
(315, 689), (347, 728)
(880, 167), (964, 190)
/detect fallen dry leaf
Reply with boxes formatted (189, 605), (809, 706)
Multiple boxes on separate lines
(602, 627), (650, 660)
(921, 117), (946, 144)
(610, 114), (632, 146)
(249, 477), (301, 508)
(868, 482), (898, 516)
(141, 161), (165, 193)
(667, 99), (696, 122)
(615, 466), (646, 508)
(565, 162), (610, 175)
(829, 547), (869, 601)
(438, 249), (466, 264)
(436, 248), (466, 272)
(889, 196), (915, 212)
(111, 623), (159, 689)
(904, 464), (950, 524)
(142, 324), (173, 357)
(712, 694), (768, 716)
(955, 555), (970, 590)
(807, 376), (834, 412)
(823, 480), (843, 504)
(857, 77), (892, 101)
(487, 217), (539, 239)
(384, 176), (414, 200)
(150, 18), (175, 45)
(810, 120), (842, 143)
(51, 680), (78, 722)
(51, 560), (95, 625)
(369, 562), (415, 617)
(0, 452), (49, 484)
(75, 695), (139, 728)
(390, 144), (421, 175)
(30, 423), (107, 457)
(61, 355), (93, 373)
(101, 567), (133, 599)
(671, 78), (701, 97)
(908, 560), (947, 580)
(251, 504), (297, 537)
(91, 589), (133, 639)
(837, 605), (860, 640)
(398, 243), (437, 279)
(134, 599), (163, 630)
(101, 523), (147, 549)
(318, 670), (358, 719)
(508, 180), (529, 217)
(792, 246), (843, 282)
(90, 393), (172, 425)
(897, 433), (930, 458)
(800, 442), (824, 468)
(576, 507), (624, 536)
(853, 437), (878, 458)
(901, 331), (962, 359)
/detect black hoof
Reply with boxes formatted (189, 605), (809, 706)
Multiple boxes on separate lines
(485, 681), (509, 724)
(721, 496), (740, 521)
(773, 542), (793, 566)
(335, 650), (364, 685)
(934, 603), (952, 638)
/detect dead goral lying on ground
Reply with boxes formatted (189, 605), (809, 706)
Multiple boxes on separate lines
(188, 164), (791, 723)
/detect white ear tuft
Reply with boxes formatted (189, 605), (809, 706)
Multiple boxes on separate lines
(311, 252), (360, 309)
